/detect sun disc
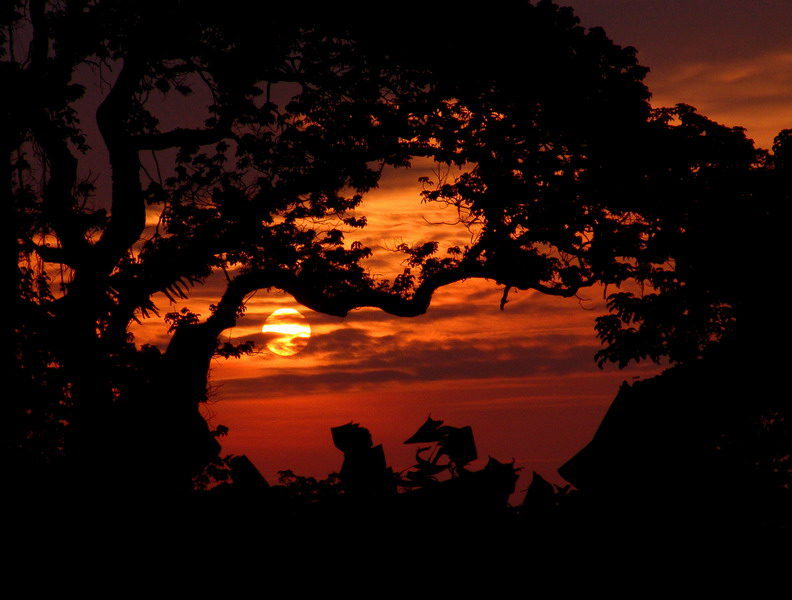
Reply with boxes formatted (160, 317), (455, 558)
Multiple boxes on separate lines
(262, 308), (311, 356)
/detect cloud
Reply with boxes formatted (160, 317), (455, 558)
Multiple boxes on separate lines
(569, 1), (792, 149)
(648, 51), (792, 148)
(217, 319), (601, 398)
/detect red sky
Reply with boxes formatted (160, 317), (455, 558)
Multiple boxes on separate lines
(132, 1), (792, 499)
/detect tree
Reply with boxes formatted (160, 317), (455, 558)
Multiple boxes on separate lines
(594, 104), (788, 368)
(558, 104), (790, 529)
(6, 0), (732, 500)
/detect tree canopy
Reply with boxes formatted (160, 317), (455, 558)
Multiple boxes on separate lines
(5, 1), (785, 499)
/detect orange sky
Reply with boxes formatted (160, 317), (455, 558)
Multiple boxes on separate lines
(132, 1), (792, 499)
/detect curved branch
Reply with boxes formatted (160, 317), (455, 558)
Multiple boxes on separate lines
(193, 265), (473, 342)
(93, 55), (148, 272)
(131, 121), (234, 151)
(23, 2), (94, 265)
(29, 116), (90, 260)
(28, 0), (48, 68)
(29, 241), (70, 266)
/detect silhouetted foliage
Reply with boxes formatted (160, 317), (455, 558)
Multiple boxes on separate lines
(272, 469), (344, 508)
(594, 105), (787, 369)
(5, 0), (667, 497)
(574, 106), (791, 532)
(6, 0), (786, 510)
(401, 415), (479, 484)
(331, 422), (396, 498)
(391, 417), (521, 524)
(197, 418), (519, 535)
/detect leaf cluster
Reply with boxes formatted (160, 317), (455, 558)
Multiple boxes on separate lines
(594, 105), (786, 367)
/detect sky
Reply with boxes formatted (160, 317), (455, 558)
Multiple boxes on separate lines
(134, 1), (792, 499)
(571, 0), (792, 150)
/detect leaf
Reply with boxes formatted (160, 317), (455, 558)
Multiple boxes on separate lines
(404, 415), (445, 444)
(437, 425), (477, 468)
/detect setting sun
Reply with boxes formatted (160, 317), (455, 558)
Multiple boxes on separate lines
(262, 308), (312, 356)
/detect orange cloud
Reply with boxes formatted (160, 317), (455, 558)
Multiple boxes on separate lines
(648, 51), (792, 148)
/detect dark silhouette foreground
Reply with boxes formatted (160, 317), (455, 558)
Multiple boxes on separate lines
(187, 401), (789, 555)
(7, 4), (790, 570)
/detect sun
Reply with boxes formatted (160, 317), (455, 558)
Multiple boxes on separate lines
(262, 308), (311, 356)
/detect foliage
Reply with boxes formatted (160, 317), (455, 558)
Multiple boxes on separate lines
(400, 416), (479, 485)
(6, 0), (778, 494)
(191, 453), (233, 492)
(594, 105), (787, 367)
(273, 469), (345, 506)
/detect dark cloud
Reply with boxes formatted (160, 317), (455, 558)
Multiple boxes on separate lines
(303, 326), (396, 357)
(220, 327), (600, 397)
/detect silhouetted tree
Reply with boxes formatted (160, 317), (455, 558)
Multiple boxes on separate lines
(594, 104), (788, 368)
(9, 1), (773, 502)
(560, 107), (791, 532)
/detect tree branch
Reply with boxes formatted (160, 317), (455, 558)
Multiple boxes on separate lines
(30, 116), (96, 256)
(93, 54), (148, 272)
(131, 122), (234, 151)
